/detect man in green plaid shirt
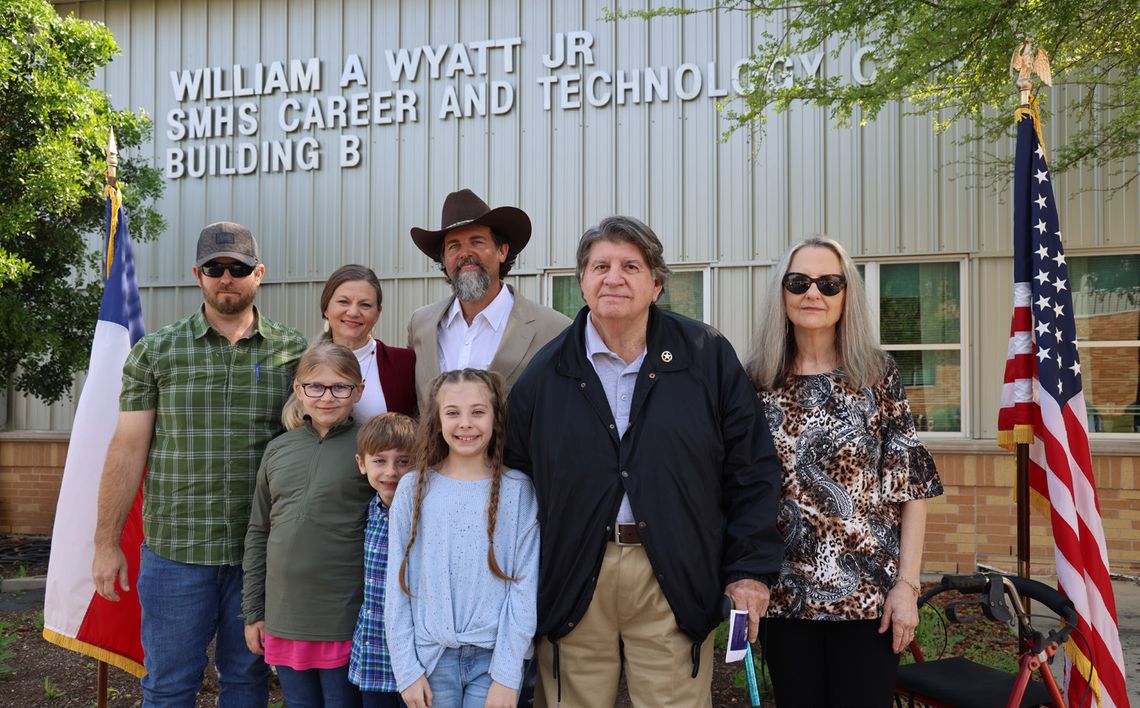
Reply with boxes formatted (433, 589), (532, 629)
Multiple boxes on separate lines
(92, 222), (306, 707)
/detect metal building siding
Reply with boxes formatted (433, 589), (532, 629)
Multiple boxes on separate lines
(975, 256), (1016, 439)
(714, 266), (758, 357)
(10, 0), (1139, 432)
(936, 118), (977, 255)
(823, 116), (864, 256)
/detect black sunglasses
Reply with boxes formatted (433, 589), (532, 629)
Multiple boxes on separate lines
(782, 273), (846, 296)
(200, 262), (256, 278)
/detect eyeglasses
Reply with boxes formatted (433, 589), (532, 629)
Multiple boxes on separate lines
(299, 382), (358, 399)
(782, 273), (846, 296)
(200, 262), (256, 278)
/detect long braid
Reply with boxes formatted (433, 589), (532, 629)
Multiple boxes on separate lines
(483, 369), (515, 582)
(398, 374), (451, 595)
(398, 468), (430, 595)
(485, 468), (515, 582)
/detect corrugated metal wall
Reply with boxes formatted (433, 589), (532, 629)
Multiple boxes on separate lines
(11, 0), (1139, 437)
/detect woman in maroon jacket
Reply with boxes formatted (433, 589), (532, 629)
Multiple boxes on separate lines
(318, 264), (417, 419)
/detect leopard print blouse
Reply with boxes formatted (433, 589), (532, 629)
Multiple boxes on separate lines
(759, 359), (943, 621)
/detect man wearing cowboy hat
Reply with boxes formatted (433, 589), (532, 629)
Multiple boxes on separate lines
(407, 188), (570, 406)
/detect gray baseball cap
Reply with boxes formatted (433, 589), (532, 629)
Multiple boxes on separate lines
(196, 222), (259, 266)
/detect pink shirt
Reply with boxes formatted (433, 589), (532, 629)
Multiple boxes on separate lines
(264, 634), (353, 670)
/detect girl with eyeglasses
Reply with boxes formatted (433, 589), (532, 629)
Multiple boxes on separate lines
(745, 236), (944, 708)
(241, 340), (375, 707)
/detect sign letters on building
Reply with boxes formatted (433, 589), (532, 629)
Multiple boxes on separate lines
(164, 31), (877, 179)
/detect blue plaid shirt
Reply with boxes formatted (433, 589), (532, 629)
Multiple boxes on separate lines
(348, 496), (398, 692)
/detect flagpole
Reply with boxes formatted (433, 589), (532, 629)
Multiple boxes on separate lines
(1016, 445), (1030, 580)
(106, 128), (118, 189)
(96, 127), (117, 708)
(1011, 41), (1038, 586)
(999, 41), (1129, 706)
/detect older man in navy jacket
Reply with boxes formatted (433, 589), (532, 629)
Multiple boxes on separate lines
(505, 216), (783, 708)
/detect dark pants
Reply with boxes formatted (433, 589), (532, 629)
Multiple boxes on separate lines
(360, 690), (404, 708)
(761, 618), (900, 708)
(275, 664), (362, 708)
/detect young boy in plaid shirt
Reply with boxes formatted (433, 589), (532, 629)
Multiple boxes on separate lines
(349, 413), (417, 707)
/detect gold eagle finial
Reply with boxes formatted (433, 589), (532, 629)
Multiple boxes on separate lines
(1011, 39), (1052, 104)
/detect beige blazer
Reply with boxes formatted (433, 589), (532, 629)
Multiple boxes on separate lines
(407, 285), (571, 409)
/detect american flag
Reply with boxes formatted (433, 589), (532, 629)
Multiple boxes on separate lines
(997, 99), (1129, 708)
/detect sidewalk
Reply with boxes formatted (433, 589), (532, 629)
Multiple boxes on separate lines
(0, 581), (43, 613)
(1113, 578), (1140, 705)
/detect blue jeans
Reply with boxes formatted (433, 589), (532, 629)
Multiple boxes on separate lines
(137, 544), (270, 708)
(427, 646), (494, 708)
(276, 663), (362, 708)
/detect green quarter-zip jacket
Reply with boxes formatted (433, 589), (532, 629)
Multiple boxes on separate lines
(242, 418), (375, 640)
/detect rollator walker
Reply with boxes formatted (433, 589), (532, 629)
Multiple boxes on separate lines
(894, 573), (1079, 708)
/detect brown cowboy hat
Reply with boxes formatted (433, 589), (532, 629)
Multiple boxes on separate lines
(410, 189), (531, 262)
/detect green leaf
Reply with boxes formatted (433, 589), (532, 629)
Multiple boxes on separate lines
(0, 0), (165, 403)
(613, 0), (1140, 192)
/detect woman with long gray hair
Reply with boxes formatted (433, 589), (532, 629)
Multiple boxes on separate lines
(745, 236), (943, 708)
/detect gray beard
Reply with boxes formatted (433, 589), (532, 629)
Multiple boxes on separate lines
(452, 268), (491, 302)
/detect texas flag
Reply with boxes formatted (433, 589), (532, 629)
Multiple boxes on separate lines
(42, 184), (146, 676)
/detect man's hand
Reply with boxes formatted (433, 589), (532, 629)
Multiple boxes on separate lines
(91, 409), (154, 602)
(244, 621), (266, 655)
(725, 578), (770, 643)
(484, 681), (516, 708)
(91, 544), (130, 602)
(401, 675), (432, 708)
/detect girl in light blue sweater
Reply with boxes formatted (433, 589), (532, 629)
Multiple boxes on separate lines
(385, 369), (539, 708)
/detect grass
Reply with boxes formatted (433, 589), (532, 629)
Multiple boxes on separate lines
(904, 604), (953, 663)
(905, 603), (1020, 673)
(713, 620), (775, 700)
(1, 565), (28, 581)
(0, 620), (15, 678)
(43, 676), (63, 699)
(961, 638), (1020, 674)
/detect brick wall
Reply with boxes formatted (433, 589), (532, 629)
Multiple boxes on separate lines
(1, 435), (1138, 579)
(0, 435), (70, 535)
(1081, 311), (1140, 432)
(926, 448), (1140, 576)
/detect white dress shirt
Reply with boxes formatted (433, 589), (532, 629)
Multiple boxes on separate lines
(437, 285), (515, 374)
(352, 338), (388, 421)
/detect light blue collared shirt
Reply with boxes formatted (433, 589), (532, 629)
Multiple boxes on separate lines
(584, 313), (646, 525)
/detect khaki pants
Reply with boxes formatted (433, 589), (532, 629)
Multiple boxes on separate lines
(535, 544), (714, 708)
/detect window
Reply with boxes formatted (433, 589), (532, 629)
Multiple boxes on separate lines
(549, 269), (708, 322)
(1070, 254), (1140, 434)
(862, 261), (966, 434)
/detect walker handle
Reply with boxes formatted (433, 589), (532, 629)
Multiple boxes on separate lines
(1004, 575), (1078, 624)
(941, 573), (988, 594)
